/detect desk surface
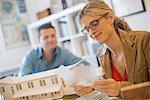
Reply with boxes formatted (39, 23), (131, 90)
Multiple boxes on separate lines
(120, 81), (150, 99)
(62, 94), (79, 100)
(62, 94), (119, 100)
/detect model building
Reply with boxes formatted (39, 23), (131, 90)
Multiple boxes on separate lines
(0, 68), (75, 100)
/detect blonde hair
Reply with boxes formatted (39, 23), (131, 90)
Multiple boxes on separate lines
(78, 0), (131, 31)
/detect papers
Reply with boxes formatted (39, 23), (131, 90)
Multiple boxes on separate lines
(76, 91), (109, 100)
(56, 65), (80, 86)
(56, 60), (100, 86)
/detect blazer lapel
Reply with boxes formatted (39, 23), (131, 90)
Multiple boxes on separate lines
(100, 50), (112, 78)
(123, 45), (136, 83)
(119, 29), (137, 83)
(104, 51), (112, 78)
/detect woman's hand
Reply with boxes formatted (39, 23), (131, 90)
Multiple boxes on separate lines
(72, 83), (94, 96)
(92, 79), (121, 96)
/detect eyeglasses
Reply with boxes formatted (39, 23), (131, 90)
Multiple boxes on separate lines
(81, 13), (109, 35)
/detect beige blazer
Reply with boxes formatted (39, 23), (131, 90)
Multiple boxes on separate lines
(97, 29), (150, 84)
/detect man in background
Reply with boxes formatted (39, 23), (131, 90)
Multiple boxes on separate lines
(19, 23), (89, 76)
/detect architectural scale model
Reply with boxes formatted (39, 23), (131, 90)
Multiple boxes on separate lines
(0, 68), (75, 100)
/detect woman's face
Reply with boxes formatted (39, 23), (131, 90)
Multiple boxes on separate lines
(81, 14), (114, 44)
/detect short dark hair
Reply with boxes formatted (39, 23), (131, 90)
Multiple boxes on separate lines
(38, 23), (54, 32)
(38, 23), (55, 38)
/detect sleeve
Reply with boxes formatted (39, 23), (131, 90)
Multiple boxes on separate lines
(142, 32), (150, 80)
(18, 54), (33, 76)
(63, 49), (90, 66)
(120, 81), (133, 88)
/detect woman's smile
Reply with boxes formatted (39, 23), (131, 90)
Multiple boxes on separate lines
(93, 32), (102, 38)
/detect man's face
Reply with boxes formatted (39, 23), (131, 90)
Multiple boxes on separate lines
(39, 28), (57, 51)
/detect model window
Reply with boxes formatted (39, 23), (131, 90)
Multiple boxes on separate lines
(27, 82), (31, 88)
(57, 91), (60, 95)
(51, 92), (54, 97)
(39, 80), (46, 86)
(2, 87), (5, 92)
(28, 82), (34, 88)
(51, 78), (55, 84)
(16, 85), (19, 90)
(54, 92), (57, 94)
(61, 78), (66, 87)
(55, 77), (58, 84)
(16, 84), (22, 90)
(31, 82), (34, 88)
(26, 96), (29, 100)
(43, 80), (46, 86)
(19, 84), (22, 90)
(11, 86), (14, 94)
(55, 92), (59, 95)
(41, 94), (44, 96)
(39, 80), (42, 86)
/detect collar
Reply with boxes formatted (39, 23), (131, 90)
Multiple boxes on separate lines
(37, 45), (43, 59)
(37, 45), (60, 59)
(117, 29), (136, 48)
(97, 29), (136, 57)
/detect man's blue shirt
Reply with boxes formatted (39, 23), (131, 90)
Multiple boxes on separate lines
(19, 45), (88, 76)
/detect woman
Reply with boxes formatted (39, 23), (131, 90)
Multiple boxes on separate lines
(73, 0), (150, 97)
